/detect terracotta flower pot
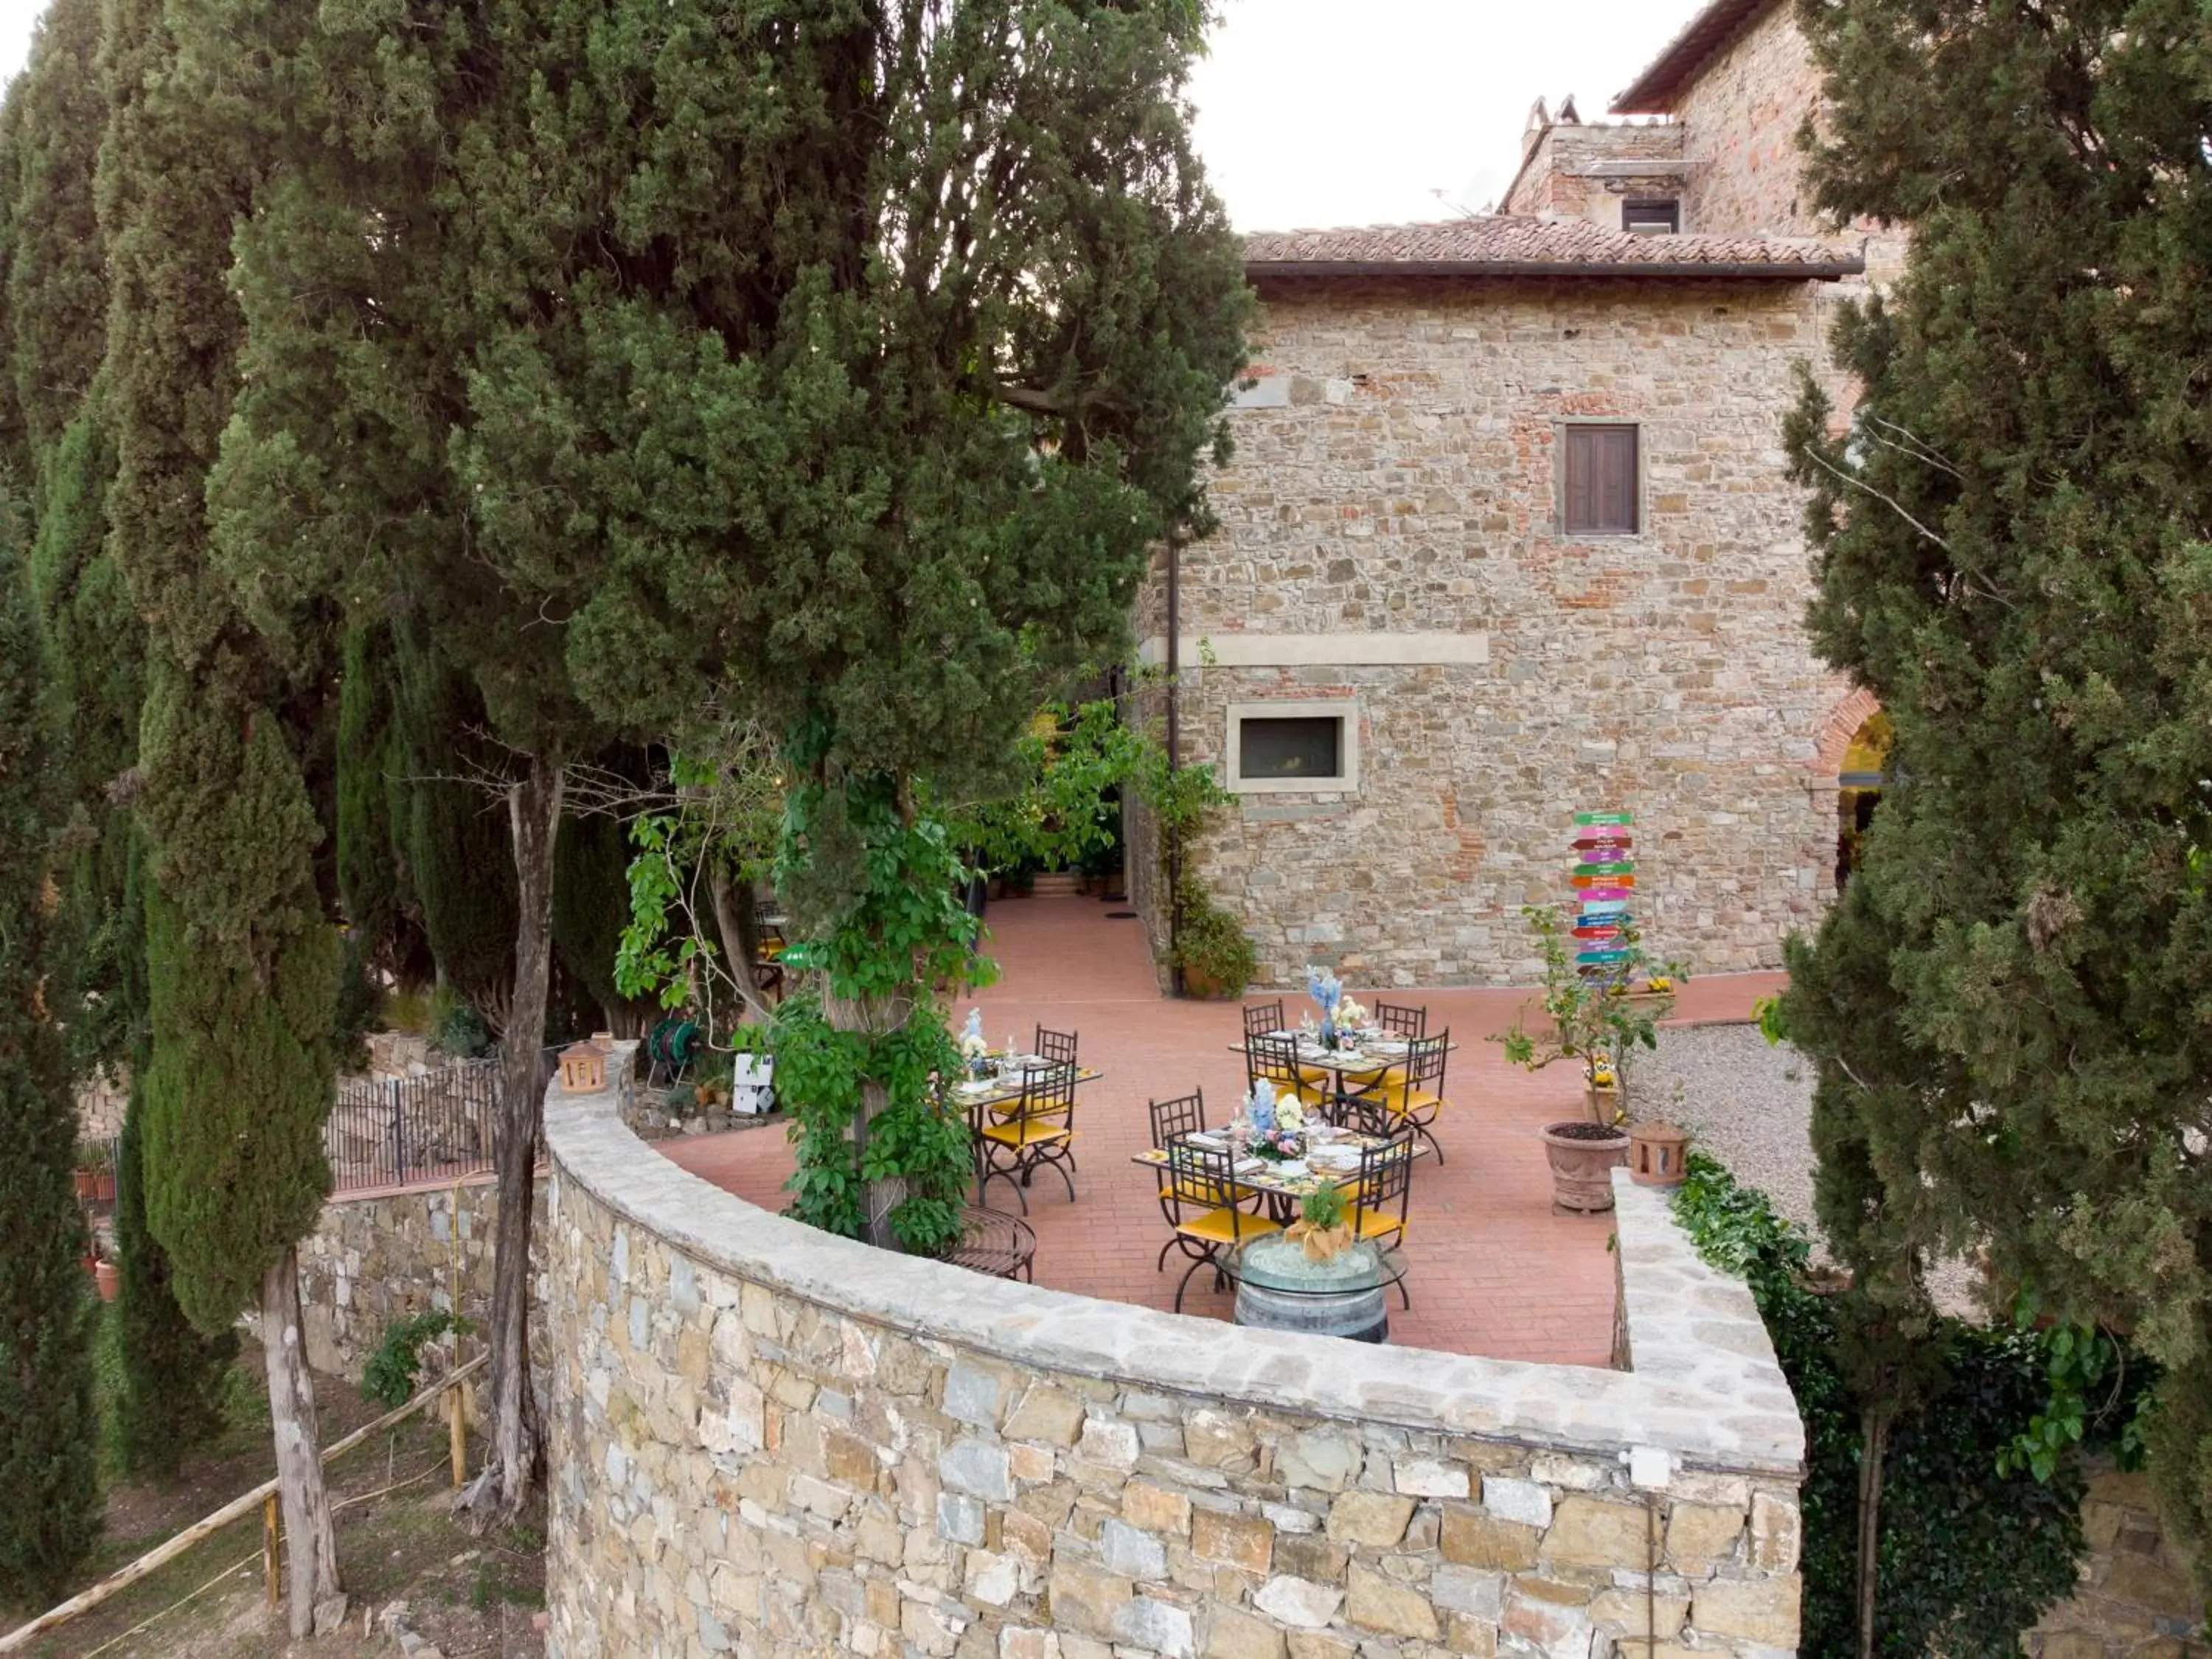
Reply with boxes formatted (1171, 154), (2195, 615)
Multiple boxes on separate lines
(1541, 1121), (1630, 1213)
(1180, 965), (1230, 1001)
(1582, 1081), (1620, 1125)
(93, 1259), (119, 1301)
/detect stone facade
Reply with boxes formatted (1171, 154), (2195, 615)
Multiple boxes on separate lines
(291, 1172), (546, 1387)
(543, 1066), (1806, 1658)
(2031, 1462), (2207, 1658)
(1501, 122), (1689, 229)
(1134, 274), (1852, 989)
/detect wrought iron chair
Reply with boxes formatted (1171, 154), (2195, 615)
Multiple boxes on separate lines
(1156, 1133), (1281, 1312)
(975, 1061), (1078, 1214)
(1374, 1001), (1427, 1039)
(1241, 1001), (1288, 1043)
(1363, 1032), (1450, 1165)
(1345, 1130), (1416, 1308)
(1148, 1089), (1206, 1148)
(1034, 1025), (1079, 1068)
(1245, 1034), (1331, 1115)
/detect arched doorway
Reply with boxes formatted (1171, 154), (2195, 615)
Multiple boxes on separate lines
(1834, 710), (1891, 891)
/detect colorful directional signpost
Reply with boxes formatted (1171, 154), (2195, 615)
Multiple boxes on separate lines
(1570, 810), (1635, 978)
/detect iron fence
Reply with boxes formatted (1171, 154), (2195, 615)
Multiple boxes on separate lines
(326, 1059), (502, 1192)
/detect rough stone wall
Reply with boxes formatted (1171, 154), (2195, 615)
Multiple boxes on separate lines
(73, 1066), (126, 1143)
(1501, 122), (1687, 225)
(1150, 276), (1853, 988)
(2031, 1461), (2207, 1658)
(1668, 3), (1911, 288)
(543, 1074), (1806, 1659)
(292, 1173), (546, 1386)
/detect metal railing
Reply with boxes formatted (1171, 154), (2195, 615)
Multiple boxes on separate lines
(325, 1059), (502, 1193)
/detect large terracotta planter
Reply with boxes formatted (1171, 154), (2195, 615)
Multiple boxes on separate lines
(1542, 1122), (1630, 1213)
(92, 1259), (119, 1301)
(1582, 1081), (1621, 1126)
(1180, 965), (1234, 1001)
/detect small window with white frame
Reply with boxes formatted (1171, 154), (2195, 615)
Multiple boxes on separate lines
(1225, 700), (1360, 794)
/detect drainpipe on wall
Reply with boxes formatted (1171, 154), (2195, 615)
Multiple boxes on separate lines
(1164, 534), (1183, 995)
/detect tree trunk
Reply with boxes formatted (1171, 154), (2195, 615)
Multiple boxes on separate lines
(707, 863), (773, 1027)
(821, 984), (912, 1249)
(1856, 1405), (1891, 1659)
(261, 1248), (341, 1637)
(464, 751), (563, 1524)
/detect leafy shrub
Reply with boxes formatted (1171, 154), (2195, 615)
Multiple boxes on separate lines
(1171, 880), (1256, 997)
(1672, 1153), (2085, 1656)
(361, 1310), (465, 1411)
(432, 987), (495, 1061)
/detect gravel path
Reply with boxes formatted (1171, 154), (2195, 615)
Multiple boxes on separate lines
(1637, 1022), (1983, 1315)
(1637, 1023), (1820, 1234)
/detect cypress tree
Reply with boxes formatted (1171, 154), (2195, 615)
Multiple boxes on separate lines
(1784, 0), (2212, 1590)
(112, 1068), (235, 1479)
(2, 0), (235, 1479)
(0, 540), (102, 1607)
(98, 0), (343, 1628)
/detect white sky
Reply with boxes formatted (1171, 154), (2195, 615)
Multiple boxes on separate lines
(0, 0), (1708, 232)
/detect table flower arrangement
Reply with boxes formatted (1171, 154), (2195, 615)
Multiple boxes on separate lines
(1306, 965), (1346, 1048)
(959, 1009), (992, 1081)
(1249, 1124), (1307, 1164)
(1239, 1081), (1307, 1161)
(1337, 996), (1369, 1032)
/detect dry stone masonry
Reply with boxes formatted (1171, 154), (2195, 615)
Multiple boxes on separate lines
(542, 1061), (1805, 1658)
(1133, 274), (1854, 989)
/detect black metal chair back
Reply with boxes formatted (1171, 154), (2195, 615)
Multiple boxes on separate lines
(1242, 1000), (1287, 1042)
(1019, 1060), (1078, 1124)
(1354, 1130), (1415, 1230)
(1246, 1034), (1305, 1098)
(1375, 1000), (1427, 1039)
(1149, 1090), (1206, 1148)
(1164, 1135), (1245, 1223)
(1407, 1031), (1448, 1096)
(1034, 1025), (1079, 1067)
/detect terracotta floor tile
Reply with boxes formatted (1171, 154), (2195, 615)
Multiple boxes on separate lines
(661, 895), (1772, 1365)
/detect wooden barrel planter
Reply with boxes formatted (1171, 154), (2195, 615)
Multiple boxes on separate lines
(1229, 1237), (1399, 1343)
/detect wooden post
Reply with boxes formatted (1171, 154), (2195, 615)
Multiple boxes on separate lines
(448, 1380), (467, 1488)
(260, 1494), (280, 1607)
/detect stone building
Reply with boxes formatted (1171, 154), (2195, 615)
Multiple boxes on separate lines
(1125, 0), (1905, 990)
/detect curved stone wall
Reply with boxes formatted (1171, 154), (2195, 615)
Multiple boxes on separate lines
(544, 1060), (1806, 1658)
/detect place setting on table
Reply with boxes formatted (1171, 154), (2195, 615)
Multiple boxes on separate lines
(1132, 1077), (1420, 1222)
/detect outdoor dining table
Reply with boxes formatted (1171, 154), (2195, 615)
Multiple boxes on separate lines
(1130, 1126), (1427, 1223)
(1232, 1032), (1450, 1125)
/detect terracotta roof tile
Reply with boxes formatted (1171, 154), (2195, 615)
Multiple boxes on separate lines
(1240, 216), (1862, 280)
(1612, 0), (1782, 114)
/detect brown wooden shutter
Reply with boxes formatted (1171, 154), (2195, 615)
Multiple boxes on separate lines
(1565, 424), (1638, 534)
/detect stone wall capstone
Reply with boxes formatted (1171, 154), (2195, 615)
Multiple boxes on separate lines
(543, 1068), (1806, 1658)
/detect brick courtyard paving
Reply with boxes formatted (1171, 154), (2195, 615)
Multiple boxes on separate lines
(661, 894), (1781, 1368)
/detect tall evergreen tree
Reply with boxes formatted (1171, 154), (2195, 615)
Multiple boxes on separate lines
(2, 0), (237, 1478)
(97, 0), (343, 1628)
(0, 540), (102, 1607)
(1784, 0), (2212, 1590)
(210, 0), (1245, 1519)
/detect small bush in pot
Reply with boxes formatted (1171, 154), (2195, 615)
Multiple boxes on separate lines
(1495, 905), (1683, 1210)
(1172, 880), (1256, 999)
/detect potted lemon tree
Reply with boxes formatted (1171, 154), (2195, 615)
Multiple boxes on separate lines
(1495, 905), (1683, 1213)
